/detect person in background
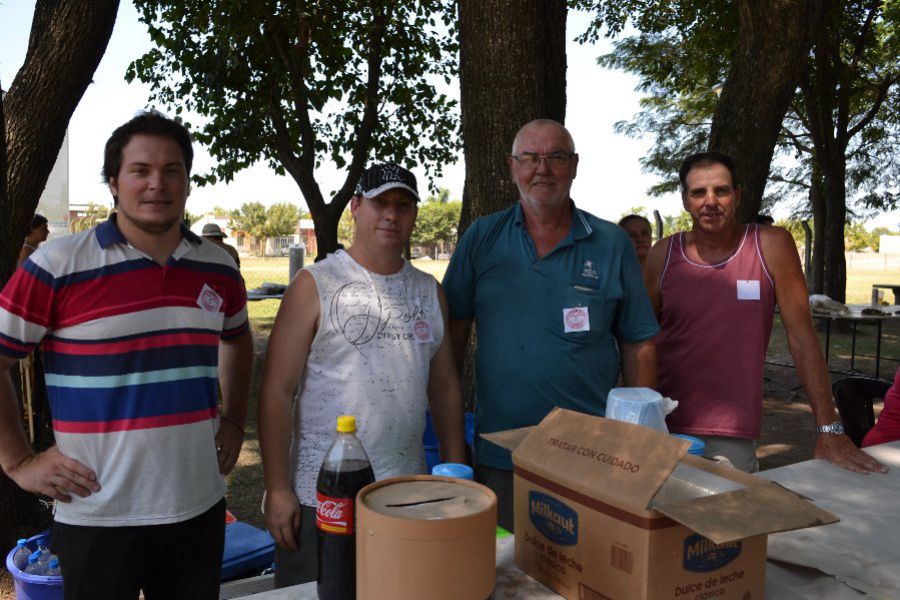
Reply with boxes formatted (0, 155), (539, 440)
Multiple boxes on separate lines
(0, 110), (253, 599)
(201, 222), (241, 269)
(862, 368), (900, 448)
(645, 151), (886, 475)
(442, 119), (658, 531)
(17, 213), (49, 267)
(258, 162), (467, 587)
(619, 214), (653, 272)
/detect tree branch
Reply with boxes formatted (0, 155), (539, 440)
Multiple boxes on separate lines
(335, 3), (389, 210)
(847, 74), (898, 139)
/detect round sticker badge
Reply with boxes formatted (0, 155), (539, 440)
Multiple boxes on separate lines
(413, 319), (433, 343)
(563, 306), (589, 333)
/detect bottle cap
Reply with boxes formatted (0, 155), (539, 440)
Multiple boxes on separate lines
(17, 538), (26, 547)
(431, 463), (474, 480)
(49, 558), (59, 568)
(28, 553), (39, 565)
(336, 415), (357, 433)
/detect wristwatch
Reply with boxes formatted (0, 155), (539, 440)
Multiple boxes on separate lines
(816, 421), (845, 435)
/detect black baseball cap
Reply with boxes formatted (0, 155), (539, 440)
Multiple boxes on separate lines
(355, 162), (420, 202)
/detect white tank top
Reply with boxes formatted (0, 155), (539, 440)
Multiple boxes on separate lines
(291, 250), (443, 505)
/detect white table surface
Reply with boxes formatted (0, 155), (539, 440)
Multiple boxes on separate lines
(761, 441), (900, 597)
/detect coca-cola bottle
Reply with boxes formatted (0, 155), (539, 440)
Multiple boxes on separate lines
(316, 414), (375, 600)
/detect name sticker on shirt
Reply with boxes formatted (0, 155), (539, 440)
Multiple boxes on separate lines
(197, 283), (224, 313)
(737, 280), (761, 301)
(563, 306), (590, 333)
(413, 319), (434, 343)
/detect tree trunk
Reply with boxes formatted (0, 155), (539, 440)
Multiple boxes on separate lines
(1, 0), (119, 558)
(457, 0), (567, 234)
(809, 162), (826, 294)
(456, 0), (567, 409)
(708, 0), (823, 223)
(2, 0), (119, 284)
(822, 159), (848, 302)
(312, 204), (342, 262)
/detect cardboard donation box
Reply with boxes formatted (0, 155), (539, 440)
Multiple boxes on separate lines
(483, 408), (838, 600)
(356, 475), (497, 600)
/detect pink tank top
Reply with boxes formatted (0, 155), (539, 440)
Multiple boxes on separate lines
(657, 224), (775, 438)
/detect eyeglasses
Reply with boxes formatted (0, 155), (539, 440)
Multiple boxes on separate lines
(511, 152), (576, 168)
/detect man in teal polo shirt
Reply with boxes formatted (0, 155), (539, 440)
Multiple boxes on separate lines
(443, 119), (659, 531)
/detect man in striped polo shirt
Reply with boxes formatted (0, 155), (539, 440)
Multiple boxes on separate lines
(0, 111), (253, 599)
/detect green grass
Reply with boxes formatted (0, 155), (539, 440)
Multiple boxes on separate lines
(240, 255), (899, 376)
(844, 270), (900, 304)
(242, 256), (451, 334)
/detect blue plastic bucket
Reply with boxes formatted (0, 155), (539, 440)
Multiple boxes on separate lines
(423, 411), (474, 472)
(5, 531), (63, 600)
(671, 434), (706, 456)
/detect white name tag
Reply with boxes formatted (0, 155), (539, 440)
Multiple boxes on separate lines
(412, 319), (434, 343)
(737, 280), (761, 301)
(197, 284), (224, 313)
(563, 306), (590, 333)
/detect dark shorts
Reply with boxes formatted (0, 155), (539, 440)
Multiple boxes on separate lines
(273, 504), (318, 588)
(51, 498), (226, 600)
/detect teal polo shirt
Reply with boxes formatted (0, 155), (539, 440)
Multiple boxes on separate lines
(443, 202), (659, 470)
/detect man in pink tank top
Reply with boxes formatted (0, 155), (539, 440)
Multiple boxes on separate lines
(645, 151), (886, 475)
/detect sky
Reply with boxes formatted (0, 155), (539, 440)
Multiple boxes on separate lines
(1, 2), (897, 229)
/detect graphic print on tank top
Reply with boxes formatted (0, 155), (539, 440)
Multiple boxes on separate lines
(329, 278), (430, 357)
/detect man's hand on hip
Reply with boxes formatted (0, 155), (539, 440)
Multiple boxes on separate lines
(6, 446), (100, 502)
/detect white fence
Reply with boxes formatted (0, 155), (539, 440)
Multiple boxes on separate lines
(846, 253), (900, 271)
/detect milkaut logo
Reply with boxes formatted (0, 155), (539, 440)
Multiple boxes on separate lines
(529, 491), (578, 546)
(682, 534), (742, 572)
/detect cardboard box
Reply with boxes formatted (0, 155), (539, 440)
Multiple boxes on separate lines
(483, 408), (838, 600)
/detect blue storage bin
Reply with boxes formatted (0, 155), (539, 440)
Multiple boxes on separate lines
(221, 521), (276, 582)
(5, 531), (63, 600)
(7, 523), (276, 592)
(423, 411), (474, 472)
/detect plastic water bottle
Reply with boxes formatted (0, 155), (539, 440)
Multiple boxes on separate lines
(35, 547), (51, 572)
(24, 551), (45, 576)
(12, 539), (32, 571)
(46, 557), (61, 577)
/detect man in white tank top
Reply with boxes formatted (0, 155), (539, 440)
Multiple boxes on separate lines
(258, 163), (468, 587)
(645, 151), (886, 475)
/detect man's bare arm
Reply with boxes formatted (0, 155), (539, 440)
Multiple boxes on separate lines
(620, 339), (657, 388)
(427, 284), (467, 464)
(258, 270), (321, 549)
(448, 319), (473, 379)
(216, 328), (254, 475)
(761, 226), (886, 474)
(643, 237), (671, 318)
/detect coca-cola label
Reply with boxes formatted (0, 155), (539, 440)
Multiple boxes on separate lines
(316, 492), (353, 534)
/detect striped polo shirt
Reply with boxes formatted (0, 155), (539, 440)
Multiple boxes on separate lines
(0, 215), (248, 526)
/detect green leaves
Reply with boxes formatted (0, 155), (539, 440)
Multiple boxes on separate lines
(129, 0), (461, 227)
(411, 191), (460, 246)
